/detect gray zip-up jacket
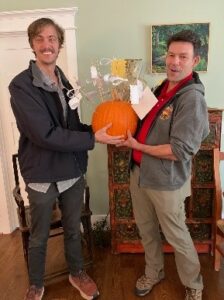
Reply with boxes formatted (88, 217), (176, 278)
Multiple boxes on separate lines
(139, 72), (210, 190)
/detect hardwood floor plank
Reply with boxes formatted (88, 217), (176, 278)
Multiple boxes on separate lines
(0, 230), (223, 300)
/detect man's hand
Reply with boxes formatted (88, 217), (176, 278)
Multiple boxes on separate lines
(95, 123), (125, 145)
(117, 130), (178, 161)
(116, 130), (140, 149)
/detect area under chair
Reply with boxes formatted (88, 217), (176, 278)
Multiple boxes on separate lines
(12, 154), (94, 280)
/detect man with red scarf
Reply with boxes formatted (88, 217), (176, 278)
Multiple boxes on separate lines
(118, 30), (209, 300)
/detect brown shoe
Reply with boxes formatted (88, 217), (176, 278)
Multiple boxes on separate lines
(185, 287), (202, 300)
(69, 270), (99, 300)
(24, 285), (44, 300)
(135, 271), (165, 297)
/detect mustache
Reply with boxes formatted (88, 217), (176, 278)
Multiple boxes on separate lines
(40, 48), (55, 53)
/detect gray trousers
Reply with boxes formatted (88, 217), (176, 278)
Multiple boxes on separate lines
(26, 176), (85, 288)
(130, 166), (203, 290)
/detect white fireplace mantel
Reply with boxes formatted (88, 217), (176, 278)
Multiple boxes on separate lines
(0, 7), (78, 33)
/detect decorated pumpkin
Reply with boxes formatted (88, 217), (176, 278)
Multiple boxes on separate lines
(91, 99), (138, 138)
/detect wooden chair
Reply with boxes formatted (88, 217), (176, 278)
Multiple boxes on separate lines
(213, 149), (224, 271)
(12, 154), (94, 279)
(215, 219), (224, 271)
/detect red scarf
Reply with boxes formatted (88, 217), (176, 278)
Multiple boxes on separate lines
(132, 73), (193, 165)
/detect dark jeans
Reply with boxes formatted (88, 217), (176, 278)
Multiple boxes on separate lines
(26, 176), (85, 288)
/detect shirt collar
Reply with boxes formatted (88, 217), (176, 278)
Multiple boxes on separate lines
(158, 72), (193, 101)
(31, 60), (64, 92)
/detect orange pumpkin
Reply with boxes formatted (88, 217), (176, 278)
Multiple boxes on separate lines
(91, 99), (138, 138)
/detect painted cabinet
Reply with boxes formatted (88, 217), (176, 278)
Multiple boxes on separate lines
(108, 109), (222, 254)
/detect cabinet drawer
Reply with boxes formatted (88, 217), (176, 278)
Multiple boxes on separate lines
(109, 147), (131, 184)
(115, 223), (140, 241)
(193, 150), (213, 184)
(187, 223), (211, 240)
(192, 188), (214, 218)
(113, 188), (133, 219)
(201, 110), (222, 149)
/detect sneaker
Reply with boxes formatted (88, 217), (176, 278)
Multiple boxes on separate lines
(185, 287), (202, 300)
(24, 285), (44, 300)
(135, 271), (164, 297)
(69, 270), (99, 300)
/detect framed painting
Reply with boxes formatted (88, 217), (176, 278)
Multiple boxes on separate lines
(151, 22), (210, 73)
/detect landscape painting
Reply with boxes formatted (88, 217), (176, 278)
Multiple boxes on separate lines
(151, 23), (210, 73)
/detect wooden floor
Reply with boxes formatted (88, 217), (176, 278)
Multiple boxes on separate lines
(0, 230), (224, 300)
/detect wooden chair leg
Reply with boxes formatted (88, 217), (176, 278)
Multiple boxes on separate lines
(214, 248), (221, 271)
(81, 215), (94, 266)
(214, 218), (224, 271)
(21, 231), (29, 269)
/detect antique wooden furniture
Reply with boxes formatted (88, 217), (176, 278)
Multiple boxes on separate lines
(108, 109), (223, 255)
(12, 154), (94, 279)
(214, 151), (224, 271)
(214, 219), (224, 271)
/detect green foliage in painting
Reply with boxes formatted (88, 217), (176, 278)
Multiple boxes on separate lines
(151, 23), (210, 73)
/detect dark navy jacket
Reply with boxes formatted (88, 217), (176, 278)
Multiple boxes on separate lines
(9, 61), (95, 183)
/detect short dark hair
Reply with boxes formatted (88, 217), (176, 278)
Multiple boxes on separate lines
(27, 18), (64, 48)
(167, 30), (201, 56)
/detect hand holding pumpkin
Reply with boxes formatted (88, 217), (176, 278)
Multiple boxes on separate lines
(116, 130), (140, 149)
(94, 123), (125, 145)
